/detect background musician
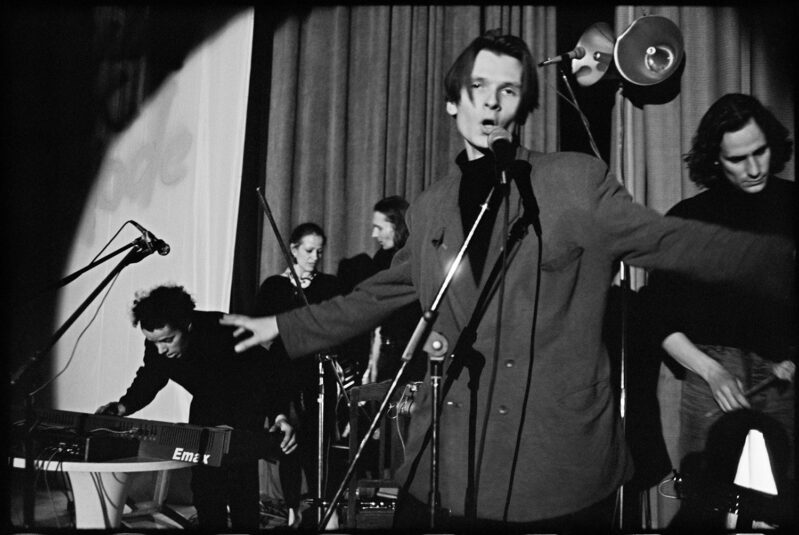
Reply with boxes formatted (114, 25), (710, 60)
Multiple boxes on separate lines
(647, 93), (795, 526)
(253, 222), (345, 520)
(338, 196), (425, 385)
(96, 284), (297, 530)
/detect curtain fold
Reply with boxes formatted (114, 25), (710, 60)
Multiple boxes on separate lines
(256, 5), (557, 282)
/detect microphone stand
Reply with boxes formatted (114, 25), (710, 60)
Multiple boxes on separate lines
(427, 333), (448, 528)
(10, 239), (155, 528)
(319, 186), (499, 530)
(391, 178), (537, 526)
(46, 241), (145, 292)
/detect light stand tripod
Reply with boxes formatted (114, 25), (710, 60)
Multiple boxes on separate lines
(314, 351), (352, 528)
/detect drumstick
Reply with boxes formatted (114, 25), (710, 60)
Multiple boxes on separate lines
(703, 374), (779, 418)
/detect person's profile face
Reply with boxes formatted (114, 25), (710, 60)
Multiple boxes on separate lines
(446, 49), (523, 161)
(371, 211), (396, 250)
(719, 118), (771, 194)
(291, 233), (324, 275)
(143, 324), (189, 359)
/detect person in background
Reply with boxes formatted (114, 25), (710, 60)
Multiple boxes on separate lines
(337, 196), (426, 485)
(338, 196), (426, 385)
(97, 284), (297, 530)
(221, 32), (794, 531)
(253, 222), (345, 523)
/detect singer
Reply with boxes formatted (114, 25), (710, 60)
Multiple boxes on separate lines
(221, 30), (794, 531)
(96, 284), (299, 530)
(646, 94), (795, 523)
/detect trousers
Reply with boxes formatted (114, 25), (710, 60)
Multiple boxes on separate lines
(191, 461), (260, 530)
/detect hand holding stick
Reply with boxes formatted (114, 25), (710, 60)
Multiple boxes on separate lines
(704, 374), (779, 418)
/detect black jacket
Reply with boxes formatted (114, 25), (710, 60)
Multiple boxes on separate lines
(118, 310), (290, 430)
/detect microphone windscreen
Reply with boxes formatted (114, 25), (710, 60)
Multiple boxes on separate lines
(487, 128), (514, 164)
(487, 127), (512, 146)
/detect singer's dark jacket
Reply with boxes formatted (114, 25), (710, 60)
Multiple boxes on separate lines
(273, 148), (795, 522)
(117, 310), (290, 431)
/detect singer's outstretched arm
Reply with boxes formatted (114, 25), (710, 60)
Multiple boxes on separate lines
(220, 314), (280, 353)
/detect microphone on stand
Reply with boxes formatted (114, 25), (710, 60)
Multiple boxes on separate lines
(487, 127), (515, 166)
(130, 221), (171, 256)
(538, 46), (586, 67)
(488, 127), (515, 187)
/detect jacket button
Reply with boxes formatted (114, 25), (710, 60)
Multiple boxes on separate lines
(498, 405), (509, 415)
(504, 359), (515, 368)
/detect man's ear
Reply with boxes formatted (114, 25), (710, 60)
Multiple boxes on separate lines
(446, 101), (458, 117)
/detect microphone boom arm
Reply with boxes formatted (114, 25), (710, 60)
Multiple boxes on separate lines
(46, 240), (141, 292)
(11, 240), (153, 389)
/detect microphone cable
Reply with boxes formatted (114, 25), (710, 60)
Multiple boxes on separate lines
(502, 197), (543, 521)
(29, 270), (122, 398)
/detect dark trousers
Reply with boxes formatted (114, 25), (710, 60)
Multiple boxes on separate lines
(191, 461), (260, 530)
(393, 489), (617, 533)
(289, 382), (339, 502)
(278, 451), (302, 509)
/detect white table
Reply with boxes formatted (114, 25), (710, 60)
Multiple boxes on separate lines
(13, 456), (191, 529)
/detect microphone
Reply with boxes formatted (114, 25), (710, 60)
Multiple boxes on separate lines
(130, 221), (171, 256)
(538, 46), (586, 67)
(487, 127), (515, 166)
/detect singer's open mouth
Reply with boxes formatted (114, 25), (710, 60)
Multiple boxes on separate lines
(481, 120), (498, 135)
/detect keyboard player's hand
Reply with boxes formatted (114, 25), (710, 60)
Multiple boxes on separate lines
(95, 402), (127, 416)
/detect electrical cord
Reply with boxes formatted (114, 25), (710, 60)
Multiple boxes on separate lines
(502, 213), (543, 520)
(29, 270), (122, 397)
(546, 70), (603, 161)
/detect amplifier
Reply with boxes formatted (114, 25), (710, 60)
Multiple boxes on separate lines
(341, 499), (396, 529)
